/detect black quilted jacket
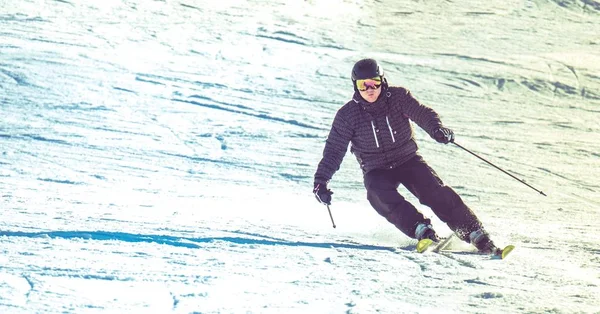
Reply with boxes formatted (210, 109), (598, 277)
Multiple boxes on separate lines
(314, 86), (443, 184)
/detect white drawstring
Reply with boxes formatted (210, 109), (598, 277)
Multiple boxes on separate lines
(370, 121), (380, 148)
(385, 116), (395, 143)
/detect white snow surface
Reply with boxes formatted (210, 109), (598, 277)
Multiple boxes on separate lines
(1, 0), (599, 313)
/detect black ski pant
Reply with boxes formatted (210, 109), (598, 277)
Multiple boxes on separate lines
(363, 155), (483, 241)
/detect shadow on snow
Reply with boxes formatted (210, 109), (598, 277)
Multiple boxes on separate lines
(0, 230), (401, 252)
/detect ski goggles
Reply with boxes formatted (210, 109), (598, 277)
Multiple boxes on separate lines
(356, 77), (382, 91)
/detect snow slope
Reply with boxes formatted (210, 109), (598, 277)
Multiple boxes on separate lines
(1, 0), (599, 313)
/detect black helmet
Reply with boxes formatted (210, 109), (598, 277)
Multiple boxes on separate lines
(351, 58), (388, 91)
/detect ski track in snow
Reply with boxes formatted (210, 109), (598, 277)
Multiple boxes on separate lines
(1, 0), (600, 313)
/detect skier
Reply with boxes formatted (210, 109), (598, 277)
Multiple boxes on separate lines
(313, 58), (499, 254)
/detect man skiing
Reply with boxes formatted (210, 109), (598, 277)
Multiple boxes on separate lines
(313, 58), (499, 254)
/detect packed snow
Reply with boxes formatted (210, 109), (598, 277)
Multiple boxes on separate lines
(1, 0), (599, 313)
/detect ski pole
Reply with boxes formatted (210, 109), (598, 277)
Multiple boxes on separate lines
(452, 141), (547, 196)
(326, 205), (336, 228)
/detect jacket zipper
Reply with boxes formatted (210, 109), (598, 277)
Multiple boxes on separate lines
(370, 121), (380, 148)
(385, 116), (396, 143)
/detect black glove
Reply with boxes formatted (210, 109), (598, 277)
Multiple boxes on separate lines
(313, 182), (333, 205)
(433, 127), (455, 144)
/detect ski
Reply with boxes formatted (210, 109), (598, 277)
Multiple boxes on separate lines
(416, 234), (454, 253)
(497, 245), (515, 259)
(416, 235), (515, 260)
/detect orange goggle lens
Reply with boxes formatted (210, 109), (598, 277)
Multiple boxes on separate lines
(356, 77), (382, 91)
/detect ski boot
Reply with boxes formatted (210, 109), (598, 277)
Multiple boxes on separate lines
(469, 229), (504, 256)
(415, 223), (440, 253)
(415, 223), (440, 242)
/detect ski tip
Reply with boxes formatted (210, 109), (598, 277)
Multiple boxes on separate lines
(500, 245), (515, 259)
(416, 239), (434, 253)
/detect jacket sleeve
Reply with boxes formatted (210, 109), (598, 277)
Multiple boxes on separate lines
(314, 109), (353, 185)
(400, 88), (443, 138)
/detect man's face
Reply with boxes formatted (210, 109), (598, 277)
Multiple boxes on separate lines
(356, 78), (382, 103)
